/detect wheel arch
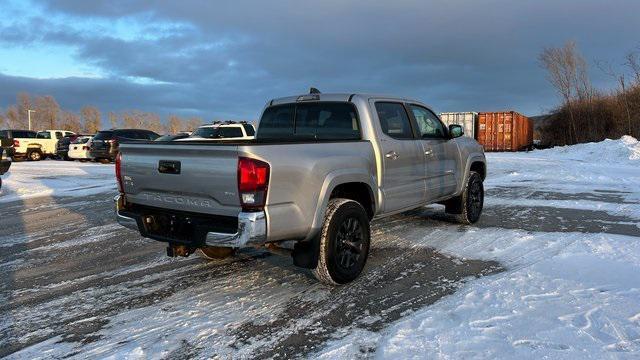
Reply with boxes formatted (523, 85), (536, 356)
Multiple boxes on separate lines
(307, 170), (377, 241)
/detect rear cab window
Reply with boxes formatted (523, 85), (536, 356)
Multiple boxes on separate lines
(257, 102), (360, 141)
(191, 127), (220, 139)
(218, 126), (243, 138)
(72, 137), (90, 144)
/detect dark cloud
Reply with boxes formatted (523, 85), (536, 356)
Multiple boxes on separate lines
(2, 0), (640, 120)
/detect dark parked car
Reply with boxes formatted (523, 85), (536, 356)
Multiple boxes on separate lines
(0, 147), (11, 189)
(56, 133), (89, 160)
(90, 129), (160, 162)
(155, 133), (191, 141)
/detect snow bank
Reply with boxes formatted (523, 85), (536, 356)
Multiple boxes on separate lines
(317, 136), (640, 359)
(533, 135), (640, 163)
(0, 160), (116, 203)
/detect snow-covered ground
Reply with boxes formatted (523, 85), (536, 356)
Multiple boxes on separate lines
(319, 136), (640, 359)
(0, 160), (116, 203)
(1, 137), (639, 359)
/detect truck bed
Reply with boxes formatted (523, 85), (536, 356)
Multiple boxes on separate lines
(119, 139), (376, 242)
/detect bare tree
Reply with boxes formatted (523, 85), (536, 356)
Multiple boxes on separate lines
(81, 106), (102, 133)
(108, 112), (118, 129)
(5, 106), (19, 128)
(185, 117), (203, 131)
(538, 41), (590, 144)
(167, 115), (184, 134)
(626, 51), (640, 85)
(59, 111), (82, 133)
(34, 95), (60, 130)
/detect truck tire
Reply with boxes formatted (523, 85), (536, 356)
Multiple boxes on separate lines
(445, 171), (484, 224)
(197, 246), (236, 260)
(313, 198), (371, 285)
(27, 149), (43, 161)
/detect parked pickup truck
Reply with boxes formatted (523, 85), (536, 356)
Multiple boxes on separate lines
(13, 129), (76, 161)
(115, 91), (486, 284)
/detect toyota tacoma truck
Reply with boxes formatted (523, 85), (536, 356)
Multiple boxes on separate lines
(114, 91), (486, 285)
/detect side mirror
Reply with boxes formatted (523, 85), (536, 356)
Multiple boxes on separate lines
(449, 124), (464, 138)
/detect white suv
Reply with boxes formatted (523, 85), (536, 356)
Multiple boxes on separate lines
(180, 122), (255, 141)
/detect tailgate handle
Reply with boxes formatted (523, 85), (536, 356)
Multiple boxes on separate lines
(158, 160), (181, 174)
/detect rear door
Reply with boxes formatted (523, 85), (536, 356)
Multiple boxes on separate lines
(408, 104), (459, 200)
(120, 143), (241, 216)
(373, 101), (426, 212)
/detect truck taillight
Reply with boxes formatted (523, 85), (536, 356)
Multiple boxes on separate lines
(13, 139), (19, 147)
(238, 157), (270, 211)
(115, 152), (124, 193)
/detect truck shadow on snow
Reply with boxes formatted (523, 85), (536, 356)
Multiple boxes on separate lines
(226, 245), (502, 359)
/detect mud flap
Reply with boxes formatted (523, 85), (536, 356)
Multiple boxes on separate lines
(292, 236), (320, 269)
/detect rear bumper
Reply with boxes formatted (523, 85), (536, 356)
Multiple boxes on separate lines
(114, 195), (267, 248)
(90, 149), (114, 160)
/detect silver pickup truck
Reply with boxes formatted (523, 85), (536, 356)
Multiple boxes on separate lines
(115, 91), (486, 284)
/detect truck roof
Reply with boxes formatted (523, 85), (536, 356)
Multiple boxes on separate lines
(269, 93), (427, 107)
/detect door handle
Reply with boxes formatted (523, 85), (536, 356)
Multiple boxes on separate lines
(385, 151), (399, 160)
(424, 149), (433, 156)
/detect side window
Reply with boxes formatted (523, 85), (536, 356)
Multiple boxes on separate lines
(409, 105), (446, 139)
(55, 132), (63, 139)
(0, 131), (7, 138)
(37, 131), (52, 139)
(375, 102), (414, 139)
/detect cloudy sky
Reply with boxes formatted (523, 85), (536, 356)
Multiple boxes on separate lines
(1, 0), (639, 121)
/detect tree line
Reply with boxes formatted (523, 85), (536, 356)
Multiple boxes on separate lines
(0, 93), (207, 134)
(538, 41), (640, 146)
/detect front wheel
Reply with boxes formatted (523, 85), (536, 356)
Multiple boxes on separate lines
(445, 171), (484, 224)
(313, 198), (371, 285)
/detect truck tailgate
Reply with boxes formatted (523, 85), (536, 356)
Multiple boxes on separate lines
(120, 143), (241, 216)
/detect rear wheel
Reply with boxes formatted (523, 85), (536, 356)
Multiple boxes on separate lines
(27, 149), (43, 161)
(313, 198), (371, 285)
(197, 246), (237, 260)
